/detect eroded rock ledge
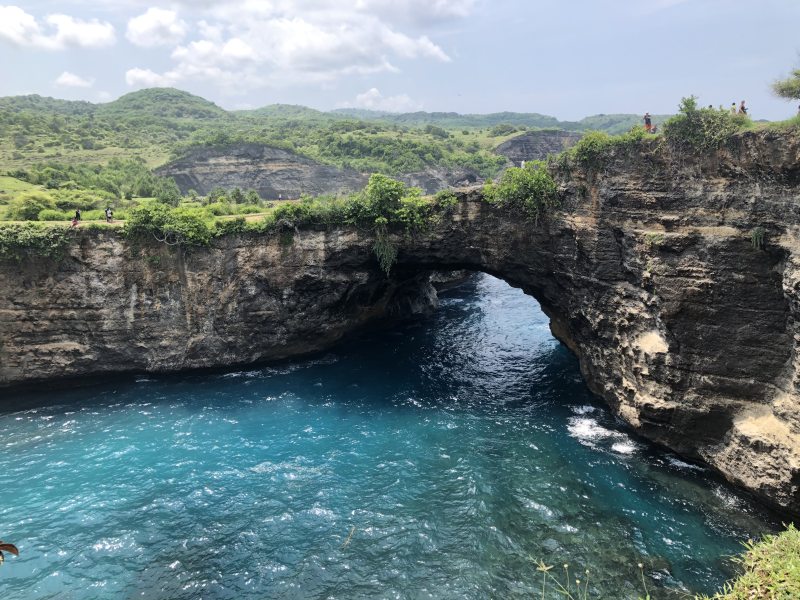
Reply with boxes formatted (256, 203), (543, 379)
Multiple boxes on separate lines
(2, 129), (800, 514)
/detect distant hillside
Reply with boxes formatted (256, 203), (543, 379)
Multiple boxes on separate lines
(0, 87), (670, 177)
(97, 88), (227, 120)
(331, 108), (671, 135)
(0, 94), (96, 117)
(234, 104), (334, 121)
(332, 108), (562, 129)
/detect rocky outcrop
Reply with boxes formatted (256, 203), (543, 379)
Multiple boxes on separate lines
(495, 129), (582, 166)
(399, 168), (480, 194)
(156, 143), (368, 199)
(157, 143), (479, 197)
(3, 129), (800, 514)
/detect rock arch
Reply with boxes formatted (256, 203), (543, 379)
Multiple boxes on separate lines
(2, 130), (799, 513)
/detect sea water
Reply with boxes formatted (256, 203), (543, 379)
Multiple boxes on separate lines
(0, 274), (778, 599)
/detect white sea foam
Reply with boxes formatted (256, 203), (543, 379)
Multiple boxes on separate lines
(611, 441), (638, 454)
(666, 456), (705, 471)
(571, 405), (597, 415)
(567, 417), (618, 442)
(568, 417), (639, 455)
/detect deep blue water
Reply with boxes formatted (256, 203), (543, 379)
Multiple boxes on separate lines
(0, 274), (778, 599)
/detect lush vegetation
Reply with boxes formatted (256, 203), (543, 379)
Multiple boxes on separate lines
(0, 87), (668, 178)
(484, 161), (559, 223)
(663, 96), (751, 152)
(559, 126), (648, 169)
(0, 222), (72, 261)
(698, 524), (800, 599)
(773, 69), (800, 101)
(331, 107), (670, 135)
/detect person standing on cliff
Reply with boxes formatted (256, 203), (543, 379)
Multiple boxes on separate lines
(731, 102), (737, 114)
(739, 100), (748, 116)
(643, 112), (652, 132)
(105, 207), (113, 223)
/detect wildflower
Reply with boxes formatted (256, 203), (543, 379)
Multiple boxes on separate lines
(536, 560), (553, 572)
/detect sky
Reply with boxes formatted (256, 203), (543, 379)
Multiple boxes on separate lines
(0, 0), (798, 120)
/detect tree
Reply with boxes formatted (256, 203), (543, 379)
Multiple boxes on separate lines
(230, 187), (244, 204)
(7, 192), (56, 221)
(155, 178), (181, 206)
(773, 68), (800, 101)
(365, 173), (406, 216)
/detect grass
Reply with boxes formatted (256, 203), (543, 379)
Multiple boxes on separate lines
(0, 175), (48, 208)
(697, 524), (800, 600)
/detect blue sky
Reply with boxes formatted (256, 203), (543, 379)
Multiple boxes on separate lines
(0, 0), (798, 120)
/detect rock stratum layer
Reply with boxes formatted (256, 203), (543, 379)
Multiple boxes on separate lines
(494, 129), (582, 166)
(156, 143), (368, 199)
(157, 143), (481, 197)
(3, 130), (800, 514)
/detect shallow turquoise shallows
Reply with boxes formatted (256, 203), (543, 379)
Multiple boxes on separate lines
(0, 275), (778, 599)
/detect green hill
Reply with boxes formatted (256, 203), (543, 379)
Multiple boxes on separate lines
(0, 87), (671, 177)
(97, 88), (227, 120)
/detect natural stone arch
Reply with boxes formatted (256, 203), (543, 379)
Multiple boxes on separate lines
(1, 130), (799, 514)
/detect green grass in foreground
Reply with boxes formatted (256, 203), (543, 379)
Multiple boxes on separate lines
(698, 524), (800, 600)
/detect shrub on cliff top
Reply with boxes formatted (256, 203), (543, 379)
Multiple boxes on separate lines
(483, 161), (558, 223)
(125, 203), (212, 246)
(0, 223), (71, 260)
(663, 96), (749, 152)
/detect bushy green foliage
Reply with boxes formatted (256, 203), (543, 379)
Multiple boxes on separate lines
(772, 69), (800, 101)
(0, 222), (71, 260)
(214, 216), (247, 236)
(566, 127), (647, 168)
(433, 189), (459, 210)
(698, 524), (800, 600)
(6, 192), (55, 220)
(488, 123), (519, 137)
(8, 158), (181, 205)
(663, 96), (749, 152)
(483, 161), (559, 223)
(37, 208), (70, 221)
(365, 173), (407, 215)
(125, 203), (212, 246)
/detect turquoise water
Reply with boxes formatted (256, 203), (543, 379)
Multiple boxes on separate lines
(0, 274), (778, 599)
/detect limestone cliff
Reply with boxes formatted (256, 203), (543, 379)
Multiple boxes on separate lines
(157, 143), (481, 197)
(156, 143), (368, 198)
(2, 129), (800, 514)
(495, 129), (582, 166)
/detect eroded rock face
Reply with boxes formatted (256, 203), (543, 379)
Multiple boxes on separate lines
(2, 130), (800, 513)
(156, 144), (368, 198)
(494, 129), (582, 166)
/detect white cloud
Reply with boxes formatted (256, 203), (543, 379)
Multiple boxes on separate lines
(0, 6), (115, 50)
(126, 7), (187, 47)
(341, 87), (422, 112)
(124, 0), (460, 92)
(355, 0), (477, 25)
(125, 67), (176, 88)
(54, 71), (94, 88)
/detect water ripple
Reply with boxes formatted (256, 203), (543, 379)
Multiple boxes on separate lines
(0, 274), (779, 599)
